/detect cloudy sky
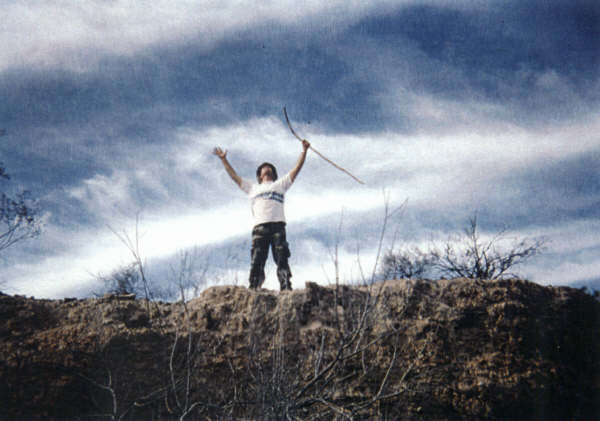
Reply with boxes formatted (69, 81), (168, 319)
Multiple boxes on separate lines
(1, 0), (598, 298)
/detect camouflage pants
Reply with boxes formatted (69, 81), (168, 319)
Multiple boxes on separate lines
(249, 222), (292, 290)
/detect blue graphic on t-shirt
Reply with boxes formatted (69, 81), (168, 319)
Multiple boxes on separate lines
(253, 191), (284, 203)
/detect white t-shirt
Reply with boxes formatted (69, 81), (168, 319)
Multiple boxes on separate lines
(240, 173), (294, 226)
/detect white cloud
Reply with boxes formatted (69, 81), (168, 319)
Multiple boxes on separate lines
(0, 0), (416, 73)
(1, 0), (494, 73)
(5, 106), (599, 297)
(69, 170), (133, 221)
(291, 238), (381, 288)
(297, 111), (600, 213)
(5, 203), (252, 298)
(528, 220), (600, 257)
(525, 253), (600, 287)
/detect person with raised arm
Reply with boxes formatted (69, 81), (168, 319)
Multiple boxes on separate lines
(213, 139), (310, 290)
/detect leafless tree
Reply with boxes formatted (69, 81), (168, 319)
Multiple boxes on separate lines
(0, 164), (41, 254)
(355, 194), (406, 286)
(381, 246), (436, 280)
(382, 213), (545, 281)
(109, 215), (152, 303)
(94, 263), (142, 297)
(167, 248), (212, 300)
(107, 214), (172, 323)
(431, 214), (545, 280)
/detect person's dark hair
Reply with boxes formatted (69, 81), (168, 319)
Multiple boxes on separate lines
(256, 162), (278, 183)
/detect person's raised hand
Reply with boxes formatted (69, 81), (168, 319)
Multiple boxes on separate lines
(213, 147), (227, 159)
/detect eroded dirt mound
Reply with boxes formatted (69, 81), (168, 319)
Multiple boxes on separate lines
(1, 279), (599, 420)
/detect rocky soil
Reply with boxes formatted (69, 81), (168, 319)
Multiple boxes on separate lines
(1, 278), (599, 420)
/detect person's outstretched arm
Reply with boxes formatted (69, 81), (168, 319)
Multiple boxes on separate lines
(289, 140), (310, 182)
(213, 147), (242, 187)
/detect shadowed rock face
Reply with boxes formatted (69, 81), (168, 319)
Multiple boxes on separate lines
(1, 278), (599, 420)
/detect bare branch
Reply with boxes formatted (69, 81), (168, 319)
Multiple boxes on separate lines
(283, 107), (365, 184)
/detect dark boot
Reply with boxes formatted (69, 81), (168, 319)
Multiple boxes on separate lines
(277, 269), (292, 290)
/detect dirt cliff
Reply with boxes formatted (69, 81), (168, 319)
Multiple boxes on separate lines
(1, 278), (599, 420)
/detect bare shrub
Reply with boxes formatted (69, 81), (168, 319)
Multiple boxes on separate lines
(109, 215), (153, 304)
(382, 213), (545, 281)
(381, 247), (436, 280)
(95, 263), (141, 296)
(0, 164), (41, 254)
(431, 214), (545, 280)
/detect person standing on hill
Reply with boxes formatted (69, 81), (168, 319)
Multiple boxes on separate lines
(213, 140), (310, 291)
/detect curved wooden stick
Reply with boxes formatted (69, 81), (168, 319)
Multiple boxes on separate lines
(283, 107), (365, 185)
